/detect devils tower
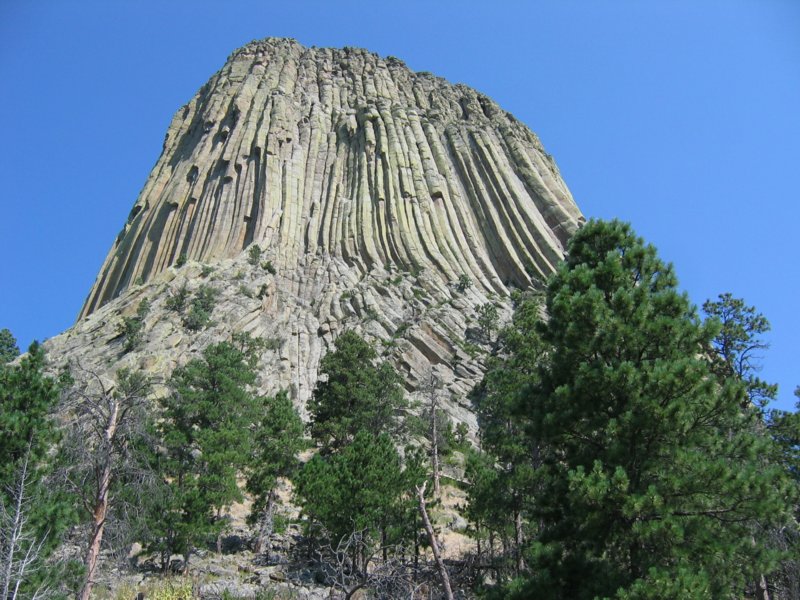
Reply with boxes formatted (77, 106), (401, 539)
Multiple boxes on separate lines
(47, 38), (583, 422)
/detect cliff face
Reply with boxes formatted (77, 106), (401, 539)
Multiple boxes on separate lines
(48, 38), (582, 425)
(81, 38), (581, 318)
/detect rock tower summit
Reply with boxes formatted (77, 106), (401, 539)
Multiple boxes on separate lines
(48, 39), (583, 414)
(80, 38), (582, 319)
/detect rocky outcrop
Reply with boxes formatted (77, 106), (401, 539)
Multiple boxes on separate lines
(46, 38), (582, 430)
(80, 38), (581, 319)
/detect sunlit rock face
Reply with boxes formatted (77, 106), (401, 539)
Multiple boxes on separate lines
(51, 38), (582, 425)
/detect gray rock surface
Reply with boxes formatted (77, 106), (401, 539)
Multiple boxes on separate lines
(40, 37), (585, 599)
(47, 36), (582, 429)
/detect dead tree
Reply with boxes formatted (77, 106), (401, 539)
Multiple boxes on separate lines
(0, 448), (51, 600)
(60, 365), (152, 600)
(416, 480), (454, 600)
(314, 530), (427, 600)
(420, 371), (447, 496)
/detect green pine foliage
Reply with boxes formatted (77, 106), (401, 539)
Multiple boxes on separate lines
(0, 328), (19, 364)
(767, 395), (800, 599)
(703, 292), (777, 407)
(307, 331), (407, 452)
(296, 331), (426, 571)
(0, 343), (79, 595)
(245, 390), (305, 530)
(0, 343), (61, 486)
(467, 297), (545, 572)
(247, 244), (262, 266)
(164, 284), (217, 330)
(182, 285), (218, 331)
(119, 298), (151, 352)
(295, 431), (407, 545)
(482, 220), (792, 599)
(476, 303), (500, 342)
(165, 284), (189, 312)
(146, 339), (262, 571)
(455, 274), (473, 293)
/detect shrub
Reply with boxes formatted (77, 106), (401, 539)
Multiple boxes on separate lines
(182, 285), (218, 331)
(119, 299), (150, 352)
(247, 244), (262, 266)
(476, 303), (499, 340)
(261, 260), (276, 275)
(456, 274), (473, 293)
(165, 285), (189, 312)
(263, 337), (283, 351)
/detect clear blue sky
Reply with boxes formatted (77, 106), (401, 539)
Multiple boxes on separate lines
(1, 1), (797, 410)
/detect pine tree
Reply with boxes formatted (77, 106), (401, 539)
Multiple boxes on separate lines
(417, 371), (452, 496)
(245, 391), (305, 553)
(702, 294), (789, 598)
(703, 292), (777, 408)
(59, 367), (153, 600)
(147, 339), (262, 571)
(766, 387), (800, 598)
(0, 343), (61, 488)
(509, 220), (793, 599)
(0, 329), (19, 364)
(468, 297), (544, 573)
(0, 343), (77, 596)
(308, 331), (407, 451)
(294, 431), (407, 561)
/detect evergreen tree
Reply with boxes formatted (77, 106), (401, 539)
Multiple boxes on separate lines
(766, 388), (800, 598)
(468, 297), (544, 573)
(294, 431), (407, 552)
(119, 299), (151, 352)
(0, 343), (77, 596)
(702, 294), (791, 597)
(147, 339), (262, 571)
(0, 329), (19, 364)
(703, 292), (777, 408)
(509, 220), (792, 599)
(308, 331), (407, 451)
(245, 391), (305, 552)
(416, 372), (454, 496)
(0, 343), (60, 488)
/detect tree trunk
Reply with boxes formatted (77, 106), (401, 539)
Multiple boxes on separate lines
(182, 549), (191, 575)
(432, 404), (440, 496)
(414, 511), (419, 581)
(755, 573), (770, 600)
(255, 491), (275, 554)
(79, 399), (120, 600)
(2, 451), (31, 600)
(489, 529), (496, 579)
(381, 525), (387, 562)
(78, 491), (109, 600)
(216, 507), (224, 554)
(416, 481), (454, 600)
(514, 509), (524, 574)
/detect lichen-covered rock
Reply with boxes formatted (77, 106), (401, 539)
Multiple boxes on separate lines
(80, 38), (581, 318)
(46, 37), (583, 432)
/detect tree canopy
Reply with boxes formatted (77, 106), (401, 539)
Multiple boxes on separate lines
(307, 330), (407, 451)
(0, 329), (19, 364)
(498, 219), (793, 599)
(146, 338), (263, 570)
